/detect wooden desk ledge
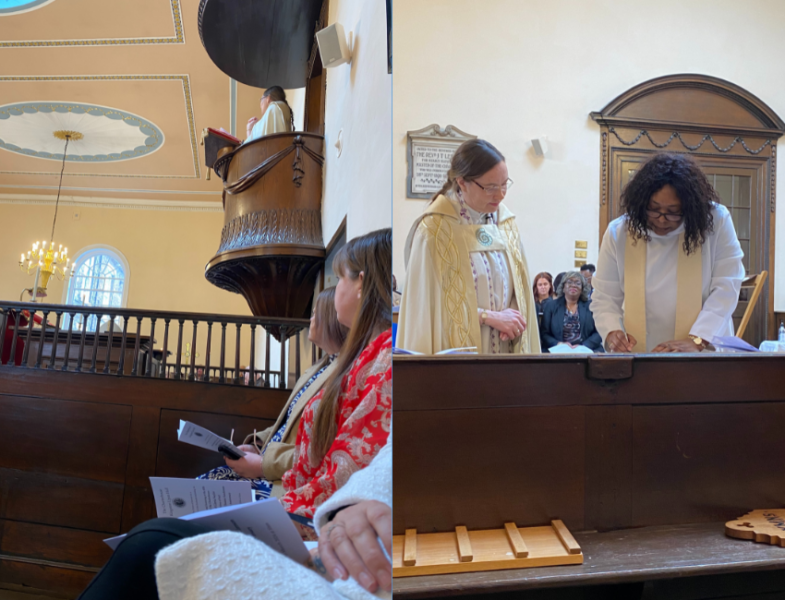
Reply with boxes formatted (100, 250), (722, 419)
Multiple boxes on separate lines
(392, 522), (785, 598)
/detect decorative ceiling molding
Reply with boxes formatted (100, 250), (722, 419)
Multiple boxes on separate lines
(0, 74), (200, 178)
(0, 193), (222, 212)
(0, 184), (220, 195)
(0, 0), (57, 17)
(0, 101), (165, 162)
(0, 0), (184, 47)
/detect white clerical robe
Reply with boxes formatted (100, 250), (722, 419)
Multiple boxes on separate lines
(246, 101), (292, 143)
(591, 203), (745, 352)
(397, 194), (541, 355)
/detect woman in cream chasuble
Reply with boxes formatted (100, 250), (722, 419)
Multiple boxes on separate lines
(398, 139), (541, 355)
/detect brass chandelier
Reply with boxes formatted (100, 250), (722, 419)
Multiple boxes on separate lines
(18, 131), (78, 300)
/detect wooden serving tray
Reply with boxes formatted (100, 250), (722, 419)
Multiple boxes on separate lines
(726, 509), (785, 547)
(393, 519), (583, 577)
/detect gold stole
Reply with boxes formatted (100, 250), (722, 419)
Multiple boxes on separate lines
(624, 232), (703, 351)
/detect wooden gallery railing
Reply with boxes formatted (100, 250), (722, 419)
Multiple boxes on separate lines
(0, 301), (315, 389)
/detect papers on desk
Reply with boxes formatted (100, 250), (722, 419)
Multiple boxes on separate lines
(393, 346), (478, 356)
(759, 340), (785, 353)
(712, 336), (760, 353)
(177, 420), (244, 458)
(548, 344), (594, 354)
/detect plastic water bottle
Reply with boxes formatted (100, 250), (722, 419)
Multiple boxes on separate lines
(779, 322), (785, 342)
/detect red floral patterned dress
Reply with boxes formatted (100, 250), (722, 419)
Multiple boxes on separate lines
(281, 329), (392, 539)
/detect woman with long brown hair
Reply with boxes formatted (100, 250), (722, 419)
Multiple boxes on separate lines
(397, 139), (541, 354)
(196, 287), (348, 499)
(280, 227), (392, 538)
(75, 230), (393, 600)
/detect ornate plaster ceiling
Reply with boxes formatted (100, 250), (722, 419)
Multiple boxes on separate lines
(0, 102), (164, 161)
(0, 0), (303, 205)
(0, 0), (55, 17)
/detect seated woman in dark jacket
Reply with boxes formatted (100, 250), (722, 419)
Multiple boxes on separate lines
(540, 271), (603, 352)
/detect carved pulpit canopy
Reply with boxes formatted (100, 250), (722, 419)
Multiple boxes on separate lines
(198, 0), (322, 88)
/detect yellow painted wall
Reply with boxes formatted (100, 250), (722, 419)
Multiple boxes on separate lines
(0, 201), (250, 316)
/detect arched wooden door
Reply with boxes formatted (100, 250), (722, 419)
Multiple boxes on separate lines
(592, 74), (785, 345)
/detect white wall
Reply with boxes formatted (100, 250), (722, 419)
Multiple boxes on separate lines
(323, 0), (392, 241)
(393, 0), (785, 310)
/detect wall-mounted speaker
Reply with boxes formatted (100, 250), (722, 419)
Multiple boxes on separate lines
(316, 23), (352, 68)
(531, 136), (549, 157)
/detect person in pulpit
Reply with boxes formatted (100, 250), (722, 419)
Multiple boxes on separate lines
(591, 152), (745, 353)
(196, 287), (347, 499)
(245, 86), (294, 143)
(397, 139), (541, 354)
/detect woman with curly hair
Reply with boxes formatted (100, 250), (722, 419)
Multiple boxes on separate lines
(591, 152), (744, 353)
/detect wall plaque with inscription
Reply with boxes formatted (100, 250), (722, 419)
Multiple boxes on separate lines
(406, 124), (476, 199)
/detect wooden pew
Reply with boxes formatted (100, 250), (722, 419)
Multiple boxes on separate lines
(0, 365), (289, 598)
(393, 354), (785, 599)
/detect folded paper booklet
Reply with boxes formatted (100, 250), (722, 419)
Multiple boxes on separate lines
(177, 420), (244, 459)
(104, 478), (309, 565)
(150, 477), (255, 518)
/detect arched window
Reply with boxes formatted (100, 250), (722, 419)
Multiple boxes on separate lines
(64, 246), (129, 332)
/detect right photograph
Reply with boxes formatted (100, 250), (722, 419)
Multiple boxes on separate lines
(391, 1), (785, 598)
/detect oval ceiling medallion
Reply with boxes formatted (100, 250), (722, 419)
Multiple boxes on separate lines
(0, 102), (165, 162)
(0, 0), (57, 16)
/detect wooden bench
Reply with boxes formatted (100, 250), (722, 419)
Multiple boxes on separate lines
(393, 353), (785, 599)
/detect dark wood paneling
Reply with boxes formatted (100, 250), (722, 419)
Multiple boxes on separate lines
(585, 405), (632, 531)
(0, 365), (289, 597)
(394, 355), (785, 597)
(0, 367), (290, 419)
(0, 559), (93, 599)
(120, 406), (160, 532)
(156, 409), (276, 479)
(0, 520), (111, 569)
(0, 468), (123, 533)
(393, 407), (585, 534)
(0, 394), (131, 482)
(393, 354), (785, 411)
(631, 403), (785, 526)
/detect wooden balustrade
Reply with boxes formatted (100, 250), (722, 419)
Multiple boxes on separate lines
(0, 301), (315, 389)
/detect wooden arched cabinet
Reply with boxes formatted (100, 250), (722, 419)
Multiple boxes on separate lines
(591, 74), (785, 344)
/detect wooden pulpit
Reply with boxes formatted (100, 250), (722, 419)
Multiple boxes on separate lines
(204, 132), (325, 339)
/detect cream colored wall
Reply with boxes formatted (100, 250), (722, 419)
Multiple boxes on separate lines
(393, 0), (785, 311)
(0, 201), (249, 315)
(323, 0), (392, 241)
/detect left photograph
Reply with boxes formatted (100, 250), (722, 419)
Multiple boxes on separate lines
(0, 1), (392, 599)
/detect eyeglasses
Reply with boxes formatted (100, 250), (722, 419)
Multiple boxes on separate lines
(472, 178), (514, 196)
(564, 279), (582, 288)
(646, 209), (683, 222)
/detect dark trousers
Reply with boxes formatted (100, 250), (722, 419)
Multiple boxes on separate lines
(78, 518), (212, 600)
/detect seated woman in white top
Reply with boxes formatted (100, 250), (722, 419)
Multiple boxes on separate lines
(245, 86), (294, 143)
(591, 152), (745, 353)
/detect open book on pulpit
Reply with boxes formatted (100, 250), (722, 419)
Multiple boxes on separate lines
(203, 127), (241, 170)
